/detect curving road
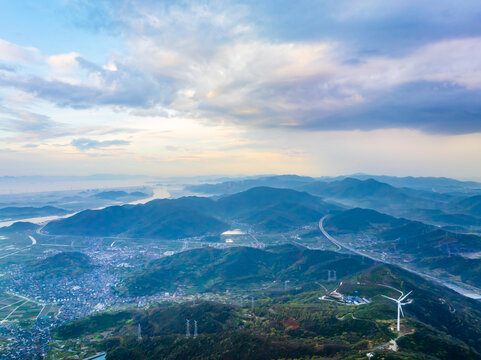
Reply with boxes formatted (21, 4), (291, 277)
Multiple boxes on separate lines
(28, 235), (36, 245)
(319, 216), (341, 251)
(0, 234), (37, 260)
(319, 215), (481, 299)
(319, 215), (378, 262)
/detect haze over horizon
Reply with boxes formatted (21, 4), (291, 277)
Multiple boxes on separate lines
(1, 0), (481, 178)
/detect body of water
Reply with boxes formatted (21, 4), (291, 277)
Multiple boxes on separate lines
(84, 353), (106, 360)
(0, 186), (171, 229)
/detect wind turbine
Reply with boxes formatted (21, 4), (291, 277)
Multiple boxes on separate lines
(382, 290), (413, 332)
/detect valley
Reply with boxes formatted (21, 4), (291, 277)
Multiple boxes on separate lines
(0, 175), (481, 359)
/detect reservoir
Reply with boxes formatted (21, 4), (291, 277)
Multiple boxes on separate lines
(84, 353), (106, 360)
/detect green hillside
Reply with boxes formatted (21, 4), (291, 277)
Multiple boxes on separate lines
(325, 207), (408, 233)
(54, 252), (481, 360)
(44, 197), (229, 239)
(26, 251), (95, 278)
(326, 208), (481, 256)
(120, 244), (370, 296)
(217, 187), (341, 232)
(0, 221), (39, 234)
(457, 195), (481, 217)
(419, 256), (481, 287)
(239, 202), (324, 232)
(217, 186), (335, 215)
(44, 187), (340, 238)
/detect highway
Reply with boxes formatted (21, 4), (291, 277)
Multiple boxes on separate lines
(319, 215), (378, 262)
(319, 215), (481, 300)
(319, 216), (341, 251)
(0, 235), (37, 260)
(28, 235), (36, 245)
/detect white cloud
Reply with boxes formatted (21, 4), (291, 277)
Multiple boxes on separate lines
(47, 52), (80, 74)
(2, 2), (481, 134)
(0, 38), (42, 63)
(339, 37), (481, 91)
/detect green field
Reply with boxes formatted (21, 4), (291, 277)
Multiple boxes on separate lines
(0, 293), (25, 319)
(0, 293), (56, 325)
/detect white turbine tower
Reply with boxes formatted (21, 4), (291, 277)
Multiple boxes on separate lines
(382, 290), (413, 332)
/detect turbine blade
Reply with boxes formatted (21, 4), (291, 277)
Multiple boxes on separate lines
(382, 295), (398, 302)
(399, 305), (405, 318)
(400, 290), (413, 301)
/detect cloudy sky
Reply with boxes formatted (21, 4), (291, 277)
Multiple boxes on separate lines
(1, 0), (481, 178)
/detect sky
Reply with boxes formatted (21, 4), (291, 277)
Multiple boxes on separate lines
(0, 0), (481, 178)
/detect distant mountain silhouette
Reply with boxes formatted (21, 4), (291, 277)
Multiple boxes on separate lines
(93, 190), (149, 200)
(186, 175), (315, 194)
(298, 178), (411, 202)
(331, 174), (481, 193)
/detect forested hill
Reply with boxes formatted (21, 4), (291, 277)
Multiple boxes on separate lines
(43, 187), (340, 237)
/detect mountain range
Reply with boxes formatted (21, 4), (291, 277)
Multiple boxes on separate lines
(187, 175), (481, 231)
(44, 187), (340, 238)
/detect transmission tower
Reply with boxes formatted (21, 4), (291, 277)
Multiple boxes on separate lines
(137, 323), (142, 341)
(251, 296), (254, 309)
(186, 319), (190, 338)
(194, 320), (198, 338)
(328, 270), (337, 282)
